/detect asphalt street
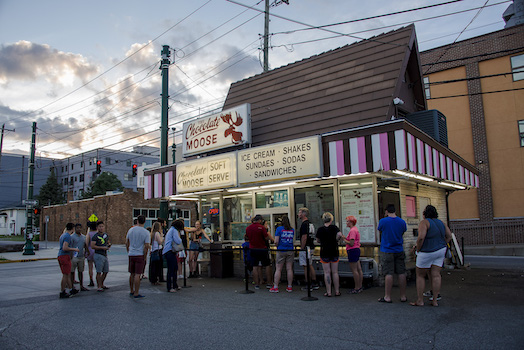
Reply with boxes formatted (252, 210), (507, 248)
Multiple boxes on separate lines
(1, 246), (523, 350)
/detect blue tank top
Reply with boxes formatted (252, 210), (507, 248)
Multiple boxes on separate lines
(420, 219), (447, 253)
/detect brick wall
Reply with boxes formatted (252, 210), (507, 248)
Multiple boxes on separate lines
(41, 188), (160, 244)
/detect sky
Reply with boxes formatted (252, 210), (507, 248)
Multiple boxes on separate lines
(0, 0), (512, 159)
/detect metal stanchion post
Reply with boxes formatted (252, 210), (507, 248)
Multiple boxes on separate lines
(301, 246), (317, 301)
(240, 247), (255, 294)
(182, 248), (191, 288)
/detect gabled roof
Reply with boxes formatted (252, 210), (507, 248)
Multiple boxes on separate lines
(223, 25), (425, 147)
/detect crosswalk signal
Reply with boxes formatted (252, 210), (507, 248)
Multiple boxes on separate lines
(96, 160), (102, 174)
(33, 208), (41, 215)
(132, 164), (138, 177)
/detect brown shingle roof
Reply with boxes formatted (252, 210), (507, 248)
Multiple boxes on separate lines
(223, 25), (423, 146)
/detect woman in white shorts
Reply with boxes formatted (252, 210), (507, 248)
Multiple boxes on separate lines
(411, 205), (452, 307)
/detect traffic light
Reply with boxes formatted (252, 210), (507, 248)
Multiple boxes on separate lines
(96, 160), (102, 174)
(132, 164), (137, 177)
(33, 208), (41, 215)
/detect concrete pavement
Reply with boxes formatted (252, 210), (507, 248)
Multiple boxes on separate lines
(1, 243), (524, 349)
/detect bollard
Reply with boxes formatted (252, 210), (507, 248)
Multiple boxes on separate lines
(301, 246), (318, 301)
(181, 248), (191, 288)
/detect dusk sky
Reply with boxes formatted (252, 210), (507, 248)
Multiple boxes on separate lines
(0, 0), (511, 159)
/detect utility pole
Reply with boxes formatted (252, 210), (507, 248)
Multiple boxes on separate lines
(0, 123), (16, 174)
(23, 122), (37, 255)
(263, 0), (290, 72)
(159, 45), (171, 221)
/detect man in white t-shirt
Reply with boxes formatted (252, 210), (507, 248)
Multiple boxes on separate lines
(126, 215), (151, 299)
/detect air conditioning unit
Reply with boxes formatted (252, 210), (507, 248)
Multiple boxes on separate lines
(404, 109), (448, 147)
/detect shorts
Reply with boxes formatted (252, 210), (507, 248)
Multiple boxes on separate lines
(72, 257), (85, 272)
(276, 251), (294, 265)
(347, 248), (361, 263)
(416, 247), (446, 269)
(299, 250), (313, 266)
(380, 251), (406, 275)
(87, 250), (95, 262)
(177, 250), (186, 262)
(93, 253), (109, 273)
(128, 255), (146, 274)
(320, 256), (339, 263)
(58, 255), (72, 275)
(189, 241), (200, 251)
(251, 249), (270, 267)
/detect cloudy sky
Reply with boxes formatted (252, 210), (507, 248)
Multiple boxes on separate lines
(0, 0), (510, 159)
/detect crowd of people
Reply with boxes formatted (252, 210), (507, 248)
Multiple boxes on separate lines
(57, 204), (452, 306)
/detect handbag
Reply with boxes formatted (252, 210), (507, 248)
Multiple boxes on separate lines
(150, 250), (160, 262)
(172, 240), (184, 252)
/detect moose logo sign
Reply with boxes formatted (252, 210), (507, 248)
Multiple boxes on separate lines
(182, 104), (251, 157)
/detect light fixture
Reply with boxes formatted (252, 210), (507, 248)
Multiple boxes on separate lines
(259, 182), (296, 189)
(170, 196), (200, 201)
(339, 183), (359, 187)
(359, 182), (372, 185)
(393, 170), (432, 182)
(227, 186), (259, 192)
(319, 184), (334, 188)
(384, 186), (400, 192)
(438, 181), (466, 190)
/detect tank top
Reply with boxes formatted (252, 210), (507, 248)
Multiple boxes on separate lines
(420, 219), (447, 252)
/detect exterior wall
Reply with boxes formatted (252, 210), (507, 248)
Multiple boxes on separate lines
(0, 208), (26, 235)
(41, 188), (160, 244)
(427, 67), (479, 220)
(479, 55), (524, 218)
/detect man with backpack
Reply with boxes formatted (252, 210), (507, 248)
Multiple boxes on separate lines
(298, 207), (319, 290)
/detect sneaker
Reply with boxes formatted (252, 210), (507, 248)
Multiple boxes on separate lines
(286, 286), (293, 293)
(266, 284), (272, 289)
(429, 294), (442, 301)
(88, 282), (95, 287)
(254, 285), (260, 290)
(301, 286), (313, 292)
(133, 294), (146, 299)
(423, 290), (433, 297)
(311, 283), (320, 290)
(177, 275), (184, 279)
(70, 288), (79, 295)
(269, 287), (279, 293)
(59, 291), (71, 299)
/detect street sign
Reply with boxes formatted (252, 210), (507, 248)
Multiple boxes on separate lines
(88, 214), (98, 222)
(23, 199), (38, 206)
(45, 216), (49, 223)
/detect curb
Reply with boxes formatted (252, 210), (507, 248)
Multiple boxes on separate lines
(0, 257), (57, 264)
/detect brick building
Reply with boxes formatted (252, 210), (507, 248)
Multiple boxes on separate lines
(420, 23), (524, 245)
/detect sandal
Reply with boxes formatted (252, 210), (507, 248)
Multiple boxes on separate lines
(378, 297), (392, 303)
(323, 292), (332, 297)
(350, 289), (359, 294)
(335, 292), (341, 297)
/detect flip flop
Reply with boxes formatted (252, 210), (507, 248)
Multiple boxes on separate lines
(335, 292), (341, 297)
(410, 302), (424, 306)
(400, 298), (408, 302)
(323, 292), (332, 297)
(378, 297), (392, 303)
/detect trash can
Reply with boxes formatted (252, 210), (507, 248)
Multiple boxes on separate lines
(210, 243), (234, 278)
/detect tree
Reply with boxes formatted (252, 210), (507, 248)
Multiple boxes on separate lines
(81, 172), (123, 199)
(36, 167), (64, 206)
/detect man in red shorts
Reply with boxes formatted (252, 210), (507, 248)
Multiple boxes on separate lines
(246, 215), (274, 290)
(126, 215), (151, 299)
(58, 223), (79, 299)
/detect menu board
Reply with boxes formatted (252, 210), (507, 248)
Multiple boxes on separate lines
(340, 187), (375, 243)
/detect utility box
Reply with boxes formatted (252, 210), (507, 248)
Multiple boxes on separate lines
(405, 109), (448, 147)
(210, 243), (234, 278)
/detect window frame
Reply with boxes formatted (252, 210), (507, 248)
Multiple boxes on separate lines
(510, 54), (524, 82)
(519, 120), (524, 147)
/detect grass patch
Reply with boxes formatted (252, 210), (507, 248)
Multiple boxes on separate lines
(0, 235), (26, 241)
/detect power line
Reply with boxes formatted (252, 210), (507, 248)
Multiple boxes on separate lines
(429, 87), (524, 99)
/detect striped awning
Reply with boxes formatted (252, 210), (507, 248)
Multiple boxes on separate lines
(323, 119), (478, 187)
(143, 164), (176, 200)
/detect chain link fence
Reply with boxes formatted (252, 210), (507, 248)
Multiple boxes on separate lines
(450, 218), (524, 246)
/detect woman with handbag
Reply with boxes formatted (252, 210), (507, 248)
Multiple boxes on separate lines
(411, 205), (452, 307)
(162, 220), (184, 293)
(185, 221), (212, 278)
(149, 221), (164, 285)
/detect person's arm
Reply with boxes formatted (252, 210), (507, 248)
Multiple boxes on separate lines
(444, 223), (452, 243)
(173, 230), (182, 245)
(202, 230), (213, 243)
(415, 220), (428, 252)
(185, 227), (197, 232)
(274, 231), (280, 247)
(155, 232), (164, 245)
(125, 238), (130, 252)
(143, 243), (151, 257)
(63, 240), (79, 252)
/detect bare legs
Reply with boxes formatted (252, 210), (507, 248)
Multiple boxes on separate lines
(430, 265), (442, 306)
(61, 273), (72, 292)
(322, 262), (340, 296)
(88, 260), (94, 285)
(413, 267), (428, 306)
(384, 273), (406, 302)
(349, 261), (363, 290)
(129, 273), (141, 296)
(189, 251), (198, 276)
(413, 265), (442, 306)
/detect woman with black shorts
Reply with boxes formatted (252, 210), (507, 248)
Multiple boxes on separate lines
(316, 212), (344, 297)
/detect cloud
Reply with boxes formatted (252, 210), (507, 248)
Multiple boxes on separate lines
(0, 41), (99, 86)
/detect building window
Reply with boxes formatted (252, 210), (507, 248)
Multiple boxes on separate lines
(71, 163), (74, 170)
(519, 120), (524, 147)
(423, 76), (431, 99)
(124, 173), (132, 181)
(80, 161), (84, 168)
(79, 174), (84, 182)
(126, 160), (132, 167)
(70, 176), (74, 184)
(511, 54), (524, 81)
(64, 178), (68, 185)
(89, 158), (93, 166)
(105, 157), (111, 165)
